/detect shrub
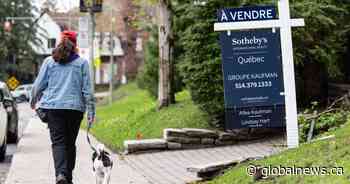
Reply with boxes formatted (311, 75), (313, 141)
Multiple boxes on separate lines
(176, 0), (349, 127)
(177, 1), (248, 126)
(298, 111), (349, 142)
(137, 25), (183, 99)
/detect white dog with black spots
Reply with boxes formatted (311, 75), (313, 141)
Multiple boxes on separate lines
(92, 144), (113, 184)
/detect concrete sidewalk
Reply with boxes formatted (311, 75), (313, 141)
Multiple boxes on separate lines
(5, 118), (150, 184)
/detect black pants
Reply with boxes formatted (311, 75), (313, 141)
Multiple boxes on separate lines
(47, 109), (83, 182)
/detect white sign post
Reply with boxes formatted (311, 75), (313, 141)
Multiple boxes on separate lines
(214, 0), (304, 148)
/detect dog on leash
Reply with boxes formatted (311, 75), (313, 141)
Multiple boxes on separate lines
(92, 144), (113, 184)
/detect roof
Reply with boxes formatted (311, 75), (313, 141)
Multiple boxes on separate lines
(30, 13), (61, 55)
(30, 1), (62, 55)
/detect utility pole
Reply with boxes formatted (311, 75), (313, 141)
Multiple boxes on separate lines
(81, 0), (103, 95)
(122, 16), (128, 84)
(109, 11), (115, 105)
(89, 8), (95, 94)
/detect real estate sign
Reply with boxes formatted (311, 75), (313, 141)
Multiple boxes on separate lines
(218, 6), (285, 129)
(215, 1), (305, 148)
(220, 30), (284, 108)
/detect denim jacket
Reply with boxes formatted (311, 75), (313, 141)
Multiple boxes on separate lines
(30, 55), (95, 121)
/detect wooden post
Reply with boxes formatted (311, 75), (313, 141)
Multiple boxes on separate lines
(307, 111), (318, 142)
(158, 0), (173, 109)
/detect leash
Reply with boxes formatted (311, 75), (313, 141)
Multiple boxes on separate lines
(86, 122), (97, 153)
(86, 121), (124, 158)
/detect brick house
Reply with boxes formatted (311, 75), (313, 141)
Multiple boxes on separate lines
(49, 0), (146, 85)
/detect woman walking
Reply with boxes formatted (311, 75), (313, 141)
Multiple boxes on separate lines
(30, 31), (95, 184)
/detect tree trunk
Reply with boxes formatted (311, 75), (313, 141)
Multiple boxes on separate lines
(297, 61), (328, 107)
(158, 0), (174, 109)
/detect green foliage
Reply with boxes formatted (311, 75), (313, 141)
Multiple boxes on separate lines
(291, 0), (349, 79)
(137, 25), (159, 98)
(204, 118), (350, 184)
(298, 111), (349, 142)
(174, 0), (350, 126)
(175, 0), (270, 126)
(136, 23), (183, 99)
(135, 0), (349, 126)
(87, 83), (211, 150)
(0, 0), (40, 81)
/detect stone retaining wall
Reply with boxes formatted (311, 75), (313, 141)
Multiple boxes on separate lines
(124, 128), (281, 154)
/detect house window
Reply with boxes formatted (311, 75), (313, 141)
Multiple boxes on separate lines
(48, 38), (56, 48)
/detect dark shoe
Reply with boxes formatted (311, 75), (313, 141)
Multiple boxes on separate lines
(56, 174), (68, 184)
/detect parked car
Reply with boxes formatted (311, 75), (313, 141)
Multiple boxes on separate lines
(0, 85), (8, 161)
(0, 82), (19, 143)
(11, 84), (33, 102)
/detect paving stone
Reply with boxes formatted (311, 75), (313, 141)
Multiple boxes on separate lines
(166, 136), (201, 144)
(187, 159), (241, 173)
(187, 159), (241, 179)
(163, 128), (188, 139)
(201, 138), (215, 145)
(214, 139), (236, 146)
(167, 142), (182, 150)
(124, 139), (167, 153)
(181, 144), (213, 149)
(224, 129), (263, 141)
(182, 128), (219, 138)
(125, 136), (285, 184)
(228, 128), (250, 136)
(226, 128), (284, 141)
(218, 131), (236, 141)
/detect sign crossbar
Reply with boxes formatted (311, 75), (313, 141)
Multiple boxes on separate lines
(214, 18), (305, 31)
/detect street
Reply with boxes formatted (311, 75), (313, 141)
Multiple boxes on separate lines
(0, 102), (34, 183)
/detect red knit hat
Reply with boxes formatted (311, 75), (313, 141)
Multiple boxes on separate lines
(61, 31), (77, 47)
